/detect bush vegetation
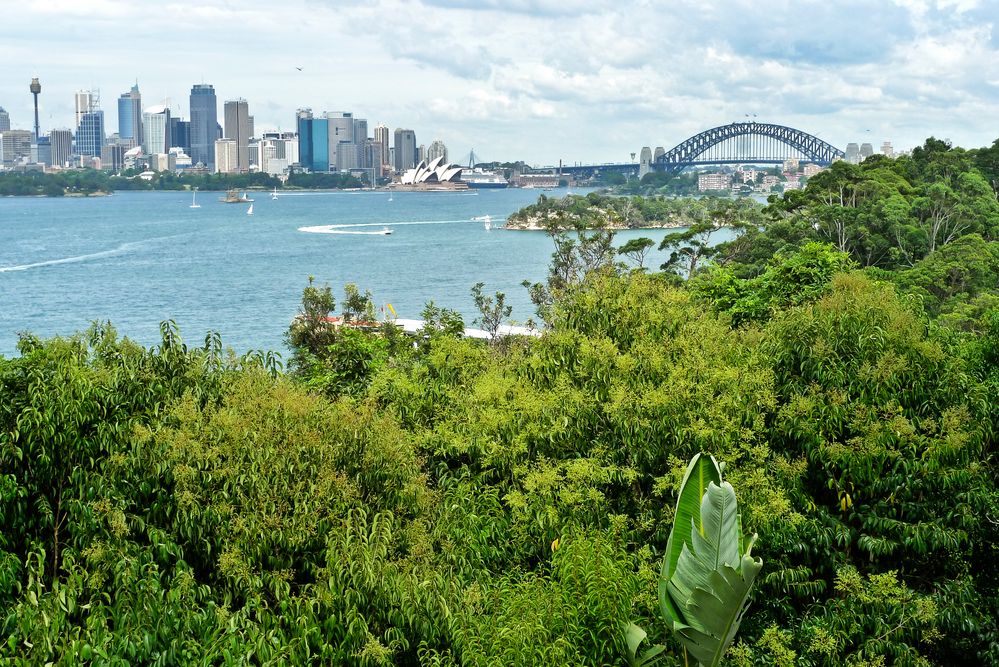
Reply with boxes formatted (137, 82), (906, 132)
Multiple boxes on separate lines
(2, 137), (999, 664)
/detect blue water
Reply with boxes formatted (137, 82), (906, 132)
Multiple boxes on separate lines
(0, 189), (698, 356)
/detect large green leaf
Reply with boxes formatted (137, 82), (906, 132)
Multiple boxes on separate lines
(659, 453), (722, 625)
(666, 481), (762, 666)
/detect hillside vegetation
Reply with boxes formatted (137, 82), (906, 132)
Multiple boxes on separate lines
(2, 137), (999, 665)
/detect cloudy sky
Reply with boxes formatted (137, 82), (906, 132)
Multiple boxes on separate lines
(2, 0), (998, 164)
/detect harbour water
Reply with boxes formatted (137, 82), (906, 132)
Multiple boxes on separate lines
(0, 188), (721, 357)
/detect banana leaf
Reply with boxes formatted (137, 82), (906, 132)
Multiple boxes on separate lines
(666, 481), (762, 666)
(659, 453), (722, 625)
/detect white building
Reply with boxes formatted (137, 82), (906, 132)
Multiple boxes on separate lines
(697, 173), (732, 192)
(214, 138), (238, 174)
(142, 105), (170, 155)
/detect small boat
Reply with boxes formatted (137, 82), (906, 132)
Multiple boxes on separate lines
(190, 188), (200, 209)
(388, 195), (394, 202)
(220, 189), (254, 203)
(380, 227), (393, 235)
(271, 187), (278, 200)
(484, 220), (492, 231)
(247, 204), (254, 216)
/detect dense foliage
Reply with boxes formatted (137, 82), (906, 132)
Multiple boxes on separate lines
(0, 169), (363, 197)
(3, 137), (999, 665)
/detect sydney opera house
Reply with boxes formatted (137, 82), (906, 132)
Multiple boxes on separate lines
(393, 156), (467, 190)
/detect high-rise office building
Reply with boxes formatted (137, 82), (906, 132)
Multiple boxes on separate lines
(427, 139), (448, 163)
(76, 110), (105, 157)
(394, 128), (417, 172)
(74, 90), (95, 131)
(0, 130), (33, 167)
(49, 129), (72, 167)
(214, 138), (238, 174)
(326, 112), (354, 171)
(223, 99), (252, 172)
(0, 107), (10, 132)
(189, 84), (218, 169)
(169, 118), (190, 154)
(142, 105), (171, 155)
(117, 84), (143, 147)
(373, 124), (390, 167)
(296, 109), (329, 172)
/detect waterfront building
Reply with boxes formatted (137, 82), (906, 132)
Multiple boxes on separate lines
(149, 152), (176, 172)
(76, 110), (105, 158)
(169, 147), (193, 170)
(365, 139), (384, 178)
(697, 172), (732, 192)
(782, 157), (800, 172)
(189, 84), (218, 169)
(352, 117), (368, 168)
(142, 105), (171, 155)
(393, 128), (416, 172)
(426, 139), (448, 163)
(49, 129), (72, 168)
(214, 138), (238, 174)
(802, 163), (824, 177)
(117, 84), (143, 147)
(169, 118), (190, 153)
(223, 99), (252, 173)
(0, 107), (9, 132)
(0, 130), (33, 167)
(373, 124), (390, 168)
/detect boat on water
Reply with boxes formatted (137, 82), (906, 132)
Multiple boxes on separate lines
(190, 188), (201, 209)
(271, 187), (278, 200)
(460, 168), (509, 189)
(247, 204), (254, 216)
(220, 189), (254, 203)
(381, 227), (393, 235)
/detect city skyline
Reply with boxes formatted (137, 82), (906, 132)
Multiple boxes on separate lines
(1, 0), (998, 164)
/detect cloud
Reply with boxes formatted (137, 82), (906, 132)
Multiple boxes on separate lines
(1, 0), (998, 163)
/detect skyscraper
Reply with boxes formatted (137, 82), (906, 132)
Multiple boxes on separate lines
(0, 107), (10, 132)
(169, 117), (191, 154)
(326, 112), (354, 171)
(142, 105), (171, 155)
(223, 99), (252, 172)
(373, 124), (390, 167)
(296, 109), (329, 172)
(76, 110), (105, 157)
(117, 84), (143, 147)
(393, 128), (416, 172)
(50, 129), (72, 168)
(189, 84), (218, 169)
(426, 139), (448, 163)
(74, 90), (95, 131)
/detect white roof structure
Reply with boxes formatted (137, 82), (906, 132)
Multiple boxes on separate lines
(400, 157), (464, 185)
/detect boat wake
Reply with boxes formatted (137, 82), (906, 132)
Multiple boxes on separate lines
(0, 236), (178, 273)
(1, 243), (135, 273)
(299, 218), (498, 234)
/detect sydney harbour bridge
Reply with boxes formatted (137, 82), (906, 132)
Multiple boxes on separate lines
(551, 121), (845, 177)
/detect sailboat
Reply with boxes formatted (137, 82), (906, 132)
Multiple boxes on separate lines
(246, 204), (254, 216)
(271, 187), (278, 201)
(190, 188), (201, 209)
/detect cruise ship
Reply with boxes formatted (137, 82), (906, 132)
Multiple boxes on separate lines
(460, 168), (508, 189)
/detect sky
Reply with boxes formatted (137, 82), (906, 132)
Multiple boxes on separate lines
(2, 0), (998, 165)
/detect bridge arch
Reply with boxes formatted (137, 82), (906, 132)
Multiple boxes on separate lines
(654, 122), (844, 174)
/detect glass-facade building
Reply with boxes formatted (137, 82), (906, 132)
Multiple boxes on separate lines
(189, 84), (218, 170)
(117, 84), (142, 146)
(76, 110), (105, 157)
(169, 118), (190, 154)
(296, 110), (329, 172)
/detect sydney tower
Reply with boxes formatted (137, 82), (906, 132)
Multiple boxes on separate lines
(30, 78), (41, 141)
